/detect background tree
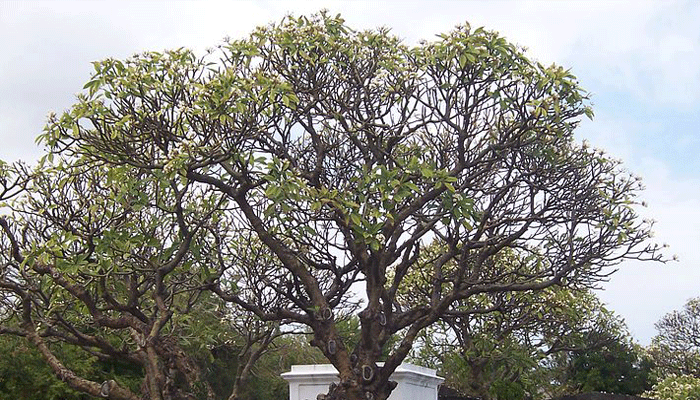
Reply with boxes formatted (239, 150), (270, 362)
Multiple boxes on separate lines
(204, 332), (328, 400)
(0, 334), (134, 400)
(1, 12), (663, 400)
(405, 267), (633, 400)
(552, 336), (654, 396)
(0, 297), (288, 400)
(649, 297), (700, 379)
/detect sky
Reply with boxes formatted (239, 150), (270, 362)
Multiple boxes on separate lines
(1, 0), (698, 345)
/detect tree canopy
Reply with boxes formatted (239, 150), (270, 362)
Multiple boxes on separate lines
(649, 297), (700, 379)
(407, 283), (642, 400)
(0, 12), (663, 400)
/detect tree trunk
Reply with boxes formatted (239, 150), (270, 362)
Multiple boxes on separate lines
(324, 378), (399, 400)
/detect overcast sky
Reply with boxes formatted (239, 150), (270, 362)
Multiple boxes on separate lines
(1, 0), (698, 345)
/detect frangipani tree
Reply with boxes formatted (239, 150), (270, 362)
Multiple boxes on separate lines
(1, 12), (662, 400)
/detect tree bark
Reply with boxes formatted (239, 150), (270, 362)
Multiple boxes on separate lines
(26, 327), (139, 400)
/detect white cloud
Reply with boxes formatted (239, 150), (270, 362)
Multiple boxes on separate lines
(598, 160), (700, 343)
(401, 1), (700, 110)
(561, 2), (700, 110)
(576, 103), (700, 342)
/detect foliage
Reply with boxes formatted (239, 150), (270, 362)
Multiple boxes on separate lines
(649, 297), (700, 379)
(205, 333), (327, 400)
(0, 334), (142, 400)
(1, 12), (662, 400)
(554, 338), (654, 396)
(408, 284), (631, 400)
(0, 159), (281, 399)
(0, 335), (90, 400)
(643, 373), (700, 400)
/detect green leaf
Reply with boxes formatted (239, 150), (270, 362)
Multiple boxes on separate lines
(458, 54), (467, 68)
(349, 213), (362, 226)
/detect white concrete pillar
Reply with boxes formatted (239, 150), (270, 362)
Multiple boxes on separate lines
(281, 363), (444, 400)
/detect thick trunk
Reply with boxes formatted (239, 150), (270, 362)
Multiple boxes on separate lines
(323, 375), (398, 400)
(141, 337), (214, 400)
(320, 265), (399, 400)
(467, 359), (492, 400)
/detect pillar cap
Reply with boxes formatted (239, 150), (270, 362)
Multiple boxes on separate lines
(281, 362), (444, 385)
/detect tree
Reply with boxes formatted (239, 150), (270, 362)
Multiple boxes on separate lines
(649, 297), (700, 379)
(204, 331), (328, 400)
(406, 275), (632, 400)
(554, 337), (654, 396)
(644, 374), (700, 400)
(1, 155), (293, 400)
(0, 334), (103, 400)
(1, 12), (662, 400)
